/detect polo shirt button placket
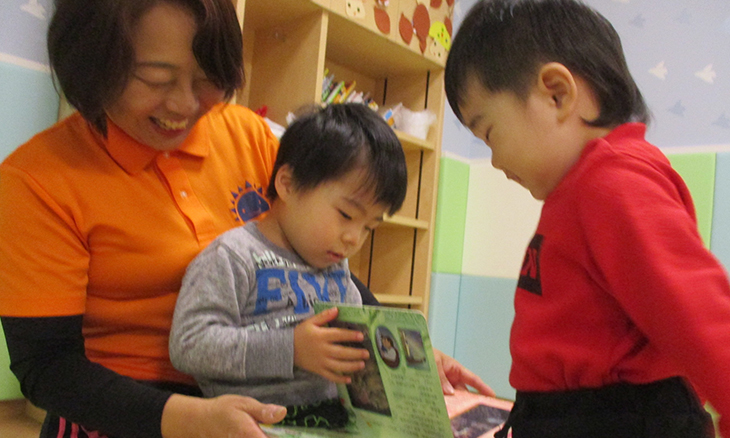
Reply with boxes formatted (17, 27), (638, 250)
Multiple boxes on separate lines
(155, 151), (216, 243)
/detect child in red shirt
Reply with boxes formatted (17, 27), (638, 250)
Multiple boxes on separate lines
(445, 1), (730, 437)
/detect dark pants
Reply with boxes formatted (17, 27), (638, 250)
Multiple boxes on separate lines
(495, 377), (714, 438)
(278, 398), (350, 430)
(38, 381), (202, 438)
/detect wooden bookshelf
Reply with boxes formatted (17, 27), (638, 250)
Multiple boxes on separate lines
(234, 0), (449, 316)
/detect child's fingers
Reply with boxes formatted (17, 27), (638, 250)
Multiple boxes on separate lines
(328, 358), (366, 374)
(319, 368), (353, 384)
(327, 343), (369, 361)
(323, 327), (365, 344)
(303, 307), (339, 327)
(319, 357), (365, 380)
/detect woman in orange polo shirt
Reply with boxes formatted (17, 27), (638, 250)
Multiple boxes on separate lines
(0, 1), (492, 437)
(0, 0), (286, 437)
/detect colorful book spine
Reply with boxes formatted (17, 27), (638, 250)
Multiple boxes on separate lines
(321, 73), (335, 101)
(334, 80), (356, 103)
(325, 81), (345, 104)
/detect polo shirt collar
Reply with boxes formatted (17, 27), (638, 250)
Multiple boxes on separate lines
(104, 116), (210, 174)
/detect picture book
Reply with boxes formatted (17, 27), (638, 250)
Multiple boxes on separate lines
(262, 303), (453, 438)
(261, 303), (512, 438)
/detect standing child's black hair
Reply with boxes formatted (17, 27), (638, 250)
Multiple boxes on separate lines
(267, 103), (408, 216)
(445, 0), (649, 128)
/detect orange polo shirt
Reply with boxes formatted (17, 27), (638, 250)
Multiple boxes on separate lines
(0, 103), (278, 384)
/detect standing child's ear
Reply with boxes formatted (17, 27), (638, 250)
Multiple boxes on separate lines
(535, 62), (578, 122)
(273, 164), (296, 202)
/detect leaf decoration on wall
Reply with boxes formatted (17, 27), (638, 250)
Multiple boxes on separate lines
(419, 37), (428, 53)
(430, 0), (442, 8)
(413, 3), (431, 53)
(400, 13), (414, 44)
(374, 6), (391, 34)
(444, 16), (452, 38)
(446, 0), (454, 6)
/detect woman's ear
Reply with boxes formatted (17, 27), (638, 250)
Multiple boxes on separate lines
(536, 62), (578, 121)
(273, 164), (295, 202)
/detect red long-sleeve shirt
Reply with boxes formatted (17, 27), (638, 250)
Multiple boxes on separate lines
(509, 123), (730, 436)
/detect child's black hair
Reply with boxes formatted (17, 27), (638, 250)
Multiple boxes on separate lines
(266, 103), (407, 216)
(445, 0), (649, 128)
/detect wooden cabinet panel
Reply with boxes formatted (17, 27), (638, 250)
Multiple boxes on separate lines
(237, 0), (443, 316)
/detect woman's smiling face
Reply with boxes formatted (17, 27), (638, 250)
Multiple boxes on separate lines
(105, 2), (226, 151)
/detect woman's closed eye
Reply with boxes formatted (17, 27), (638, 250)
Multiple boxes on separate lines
(133, 65), (176, 85)
(134, 74), (175, 88)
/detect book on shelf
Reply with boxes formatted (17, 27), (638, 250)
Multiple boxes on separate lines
(333, 81), (357, 103)
(324, 81), (345, 104)
(261, 303), (513, 438)
(321, 72), (335, 101)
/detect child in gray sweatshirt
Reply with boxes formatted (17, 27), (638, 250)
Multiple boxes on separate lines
(169, 103), (408, 429)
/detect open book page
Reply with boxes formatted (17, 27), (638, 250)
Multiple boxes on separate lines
(263, 303), (455, 438)
(445, 389), (513, 438)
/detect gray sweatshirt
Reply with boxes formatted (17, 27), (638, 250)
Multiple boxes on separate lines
(169, 222), (362, 405)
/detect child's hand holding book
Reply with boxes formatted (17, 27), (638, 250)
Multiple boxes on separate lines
(293, 307), (370, 383)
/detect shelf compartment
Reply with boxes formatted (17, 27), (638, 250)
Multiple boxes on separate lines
(395, 130), (435, 152)
(325, 12), (441, 78)
(242, 9), (327, 125)
(365, 227), (419, 307)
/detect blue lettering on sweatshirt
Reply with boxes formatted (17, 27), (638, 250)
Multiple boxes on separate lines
(254, 268), (349, 314)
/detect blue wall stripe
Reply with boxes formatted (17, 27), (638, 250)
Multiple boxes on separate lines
(427, 272), (462, 358)
(0, 61), (59, 161)
(453, 275), (516, 400)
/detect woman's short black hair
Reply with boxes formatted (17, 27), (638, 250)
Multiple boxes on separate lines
(267, 103), (408, 216)
(445, 0), (649, 128)
(48, 0), (244, 134)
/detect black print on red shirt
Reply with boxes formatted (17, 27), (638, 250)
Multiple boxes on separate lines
(518, 234), (543, 296)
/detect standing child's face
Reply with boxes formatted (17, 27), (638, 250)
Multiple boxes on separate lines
(278, 168), (388, 270)
(105, 3), (226, 151)
(458, 76), (577, 201)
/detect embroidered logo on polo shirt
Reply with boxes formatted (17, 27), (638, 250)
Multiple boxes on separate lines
(518, 234), (543, 296)
(231, 182), (270, 222)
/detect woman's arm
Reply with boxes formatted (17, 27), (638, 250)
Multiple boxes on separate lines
(2, 315), (288, 438)
(1, 315), (172, 438)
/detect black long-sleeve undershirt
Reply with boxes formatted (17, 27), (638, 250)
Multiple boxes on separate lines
(1, 314), (182, 438)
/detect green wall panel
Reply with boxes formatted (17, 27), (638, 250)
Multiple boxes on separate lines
(0, 61), (60, 401)
(0, 324), (22, 400)
(711, 153), (730, 268)
(432, 157), (469, 274)
(667, 153), (716, 248)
